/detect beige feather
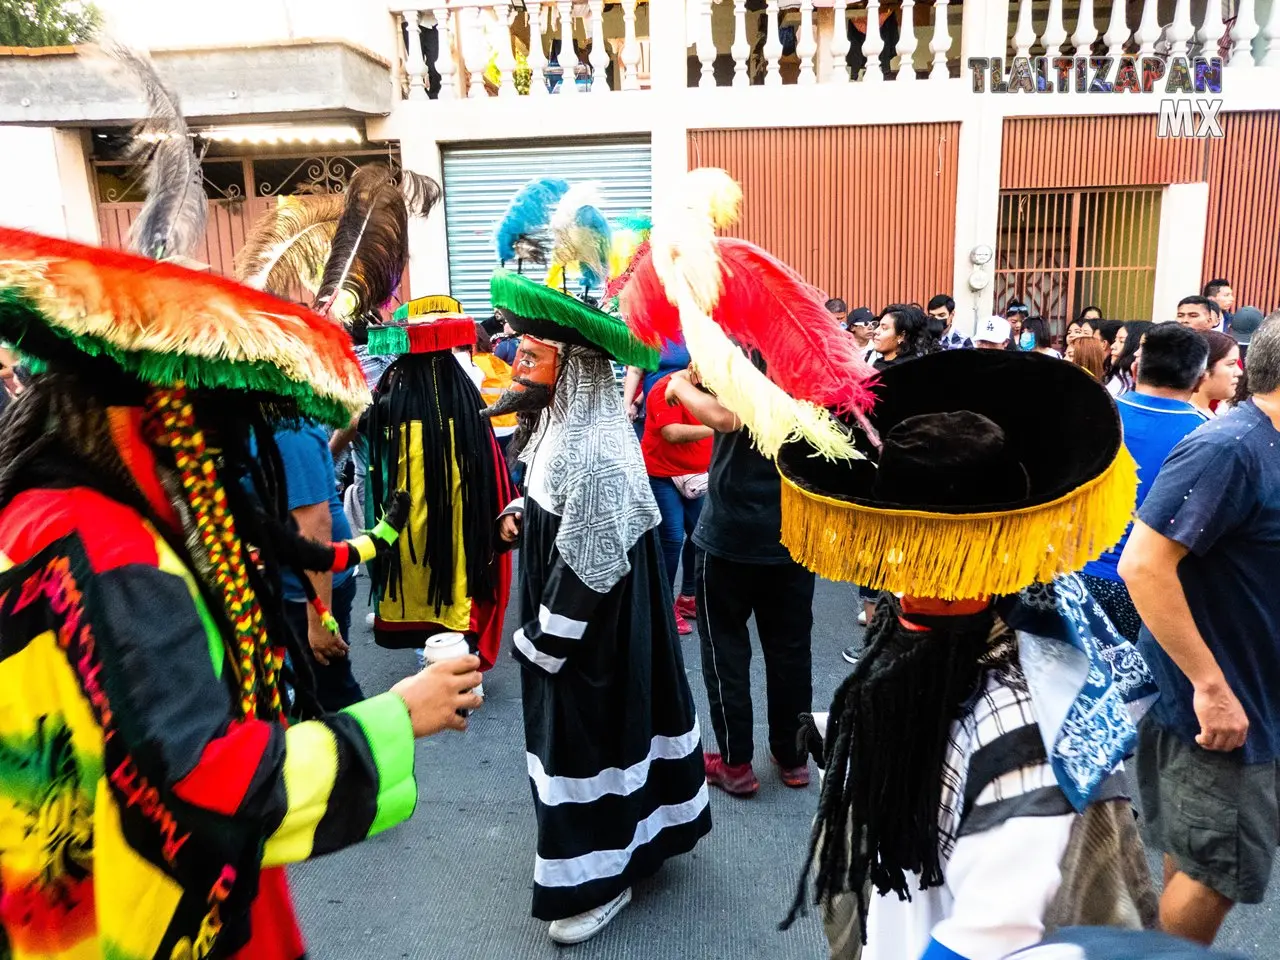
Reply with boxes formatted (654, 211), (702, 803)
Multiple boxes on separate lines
(234, 195), (344, 296)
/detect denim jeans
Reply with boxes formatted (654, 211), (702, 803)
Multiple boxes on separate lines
(285, 575), (363, 713)
(649, 476), (702, 597)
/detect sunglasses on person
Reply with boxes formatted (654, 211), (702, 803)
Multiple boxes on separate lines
(850, 319), (879, 329)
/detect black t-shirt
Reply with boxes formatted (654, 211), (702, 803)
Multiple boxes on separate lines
(694, 426), (790, 564)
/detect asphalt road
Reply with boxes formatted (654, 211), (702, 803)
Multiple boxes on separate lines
(290, 575), (1273, 959)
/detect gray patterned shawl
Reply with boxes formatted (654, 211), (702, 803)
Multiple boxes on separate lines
(524, 347), (661, 593)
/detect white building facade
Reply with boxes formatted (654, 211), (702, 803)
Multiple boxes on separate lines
(2, 0), (1279, 333)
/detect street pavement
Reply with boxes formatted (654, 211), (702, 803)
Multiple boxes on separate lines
(291, 575), (1273, 959)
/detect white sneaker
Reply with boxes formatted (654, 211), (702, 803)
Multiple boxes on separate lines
(857, 609), (867, 626)
(547, 888), (631, 945)
(365, 611), (376, 627)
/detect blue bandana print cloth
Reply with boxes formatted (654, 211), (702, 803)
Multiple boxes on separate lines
(996, 573), (1160, 811)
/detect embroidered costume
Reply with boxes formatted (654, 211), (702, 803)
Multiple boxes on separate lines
(485, 268), (710, 940)
(0, 224), (419, 960)
(777, 350), (1159, 960)
(364, 299), (516, 666)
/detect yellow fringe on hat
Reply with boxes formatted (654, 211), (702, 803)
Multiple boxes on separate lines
(679, 291), (860, 461)
(779, 444), (1139, 600)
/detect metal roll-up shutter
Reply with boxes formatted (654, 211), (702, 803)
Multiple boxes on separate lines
(442, 137), (652, 317)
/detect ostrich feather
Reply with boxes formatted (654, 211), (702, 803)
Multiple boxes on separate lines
(399, 169), (443, 218)
(644, 168), (877, 417)
(550, 185), (611, 292)
(617, 245), (681, 345)
(682, 167), (742, 229)
(96, 44), (208, 262)
(234, 195), (344, 296)
(494, 177), (570, 264)
(607, 214), (651, 283)
(316, 163), (408, 323)
(677, 289), (860, 462)
(707, 239), (877, 416)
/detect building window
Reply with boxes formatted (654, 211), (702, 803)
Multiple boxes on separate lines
(996, 187), (1162, 333)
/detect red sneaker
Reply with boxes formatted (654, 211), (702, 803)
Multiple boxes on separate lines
(674, 609), (693, 636)
(704, 753), (759, 796)
(675, 594), (698, 620)
(772, 755), (811, 788)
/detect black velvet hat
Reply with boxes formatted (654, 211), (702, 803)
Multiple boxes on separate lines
(777, 350), (1137, 600)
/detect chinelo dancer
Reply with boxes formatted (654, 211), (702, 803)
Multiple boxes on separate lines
(777, 349), (1162, 960)
(0, 224), (482, 958)
(363, 299), (516, 671)
(483, 266), (711, 946)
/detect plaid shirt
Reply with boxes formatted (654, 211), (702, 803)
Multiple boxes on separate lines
(940, 329), (974, 350)
(937, 652), (1066, 862)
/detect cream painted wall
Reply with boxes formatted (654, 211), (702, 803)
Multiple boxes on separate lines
(1152, 182), (1211, 326)
(95, 0), (398, 62)
(0, 127), (99, 243)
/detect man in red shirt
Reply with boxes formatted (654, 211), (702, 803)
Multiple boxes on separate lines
(642, 371), (713, 634)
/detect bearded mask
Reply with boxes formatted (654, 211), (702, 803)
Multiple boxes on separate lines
(483, 335), (560, 419)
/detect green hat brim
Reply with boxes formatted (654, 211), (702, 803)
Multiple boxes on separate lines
(490, 269), (659, 370)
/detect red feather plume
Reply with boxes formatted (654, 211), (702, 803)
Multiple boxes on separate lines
(618, 245), (683, 348)
(711, 239), (877, 415)
(620, 236), (876, 415)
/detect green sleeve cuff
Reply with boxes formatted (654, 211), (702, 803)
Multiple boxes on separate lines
(370, 517), (400, 545)
(341, 692), (418, 837)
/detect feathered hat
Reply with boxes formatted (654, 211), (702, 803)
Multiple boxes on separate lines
(491, 269), (658, 369)
(777, 350), (1138, 600)
(369, 294), (475, 357)
(618, 168), (876, 461)
(0, 227), (368, 428)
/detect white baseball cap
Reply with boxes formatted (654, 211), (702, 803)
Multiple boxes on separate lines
(976, 315), (1011, 344)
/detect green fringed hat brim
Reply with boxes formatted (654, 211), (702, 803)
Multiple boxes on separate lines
(1, 291), (353, 427)
(490, 269), (659, 369)
(0, 227), (371, 427)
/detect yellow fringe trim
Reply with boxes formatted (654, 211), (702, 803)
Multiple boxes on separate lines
(779, 444), (1139, 600)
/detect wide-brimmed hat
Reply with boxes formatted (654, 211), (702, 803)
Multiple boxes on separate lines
(0, 227), (368, 427)
(778, 350), (1137, 600)
(490, 268), (658, 369)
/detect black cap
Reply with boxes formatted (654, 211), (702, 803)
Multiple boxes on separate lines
(847, 307), (876, 326)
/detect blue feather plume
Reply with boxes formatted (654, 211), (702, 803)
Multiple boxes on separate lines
(574, 204), (612, 290)
(549, 183), (612, 296)
(494, 177), (570, 264)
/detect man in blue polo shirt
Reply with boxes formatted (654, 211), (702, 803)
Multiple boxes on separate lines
(1080, 324), (1209, 641)
(1120, 314), (1280, 946)
(275, 421), (363, 712)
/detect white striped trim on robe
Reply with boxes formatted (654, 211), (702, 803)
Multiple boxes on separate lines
(527, 719), (702, 806)
(538, 604), (588, 640)
(533, 783), (710, 888)
(514, 627), (567, 674)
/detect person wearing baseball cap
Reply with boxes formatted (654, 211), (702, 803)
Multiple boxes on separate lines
(975, 314), (1012, 349)
(846, 306), (880, 361)
(1229, 305), (1265, 357)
